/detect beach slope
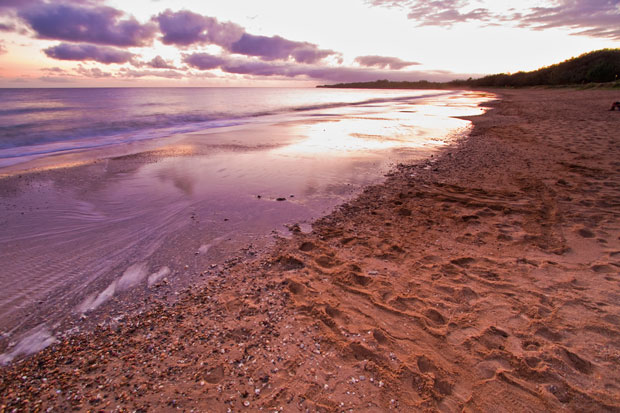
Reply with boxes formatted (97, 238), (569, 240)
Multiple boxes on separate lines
(1, 88), (620, 412)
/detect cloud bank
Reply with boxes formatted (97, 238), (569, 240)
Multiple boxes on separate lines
(4, 3), (344, 74)
(355, 55), (421, 69)
(517, 0), (620, 40)
(183, 53), (227, 70)
(369, 0), (620, 40)
(15, 0), (618, 83)
(144, 56), (177, 70)
(370, 0), (493, 26)
(156, 9), (338, 64)
(229, 33), (338, 64)
(43, 43), (134, 64)
(155, 9), (244, 48)
(18, 2), (157, 46)
(0, 22), (17, 31)
(182, 52), (452, 83)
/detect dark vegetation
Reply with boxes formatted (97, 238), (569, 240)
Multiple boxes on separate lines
(318, 79), (449, 89)
(318, 49), (620, 89)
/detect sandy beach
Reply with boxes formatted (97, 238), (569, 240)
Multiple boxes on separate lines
(1, 88), (620, 412)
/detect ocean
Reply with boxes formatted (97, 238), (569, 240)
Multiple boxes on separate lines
(0, 87), (493, 362)
(2, 87), (475, 168)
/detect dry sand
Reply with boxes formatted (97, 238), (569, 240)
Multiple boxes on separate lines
(1, 88), (620, 412)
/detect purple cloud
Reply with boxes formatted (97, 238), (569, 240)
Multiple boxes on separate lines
(70, 65), (186, 80)
(291, 46), (339, 64)
(44, 43), (134, 64)
(0, 16), (30, 35)
(355, 55), (421, 70)
(41, 66), (68, 74)
(156, 9), (243, 47)
(0, 22), (16, 31)
(369, 0), (492, 26)
(75, 65), (113, 78)
(221, 60), (290, 77)
(230, 33), (337, 64)
(145, 56), (177, 69)
(518, 0), (620, 40)
(18, 2), (156, 46)
(183, 53), (227, 70)
(224, 60), (455, 82)
(157, 10), (336, 63)
(117, 68), (185, 79)
(183, 52), (461, 82)
(0, 0), (40, 13)
(39, 75), (73, 83)
(1, 0), (50, 7)
(369, 0), (620, 40)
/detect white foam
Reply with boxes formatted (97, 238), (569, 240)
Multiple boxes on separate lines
(77, 262), (148, 313)
(198, 244), (212, 254)
(147, 266), (170, 287)
(0, 324), (56, 365)
(78, 280), (118, 313)
(116, 262), (148, 291)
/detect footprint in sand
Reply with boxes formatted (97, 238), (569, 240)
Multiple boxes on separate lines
(315, 255), (339, 268)
(450, 257), (476, 268)
(277, 256), (305, 271)
(535, 326), (562, 342)
(417, 355), (438, 373)
(591, 264), (614, 273)
(522, 340), (541, 351)
(577, 227), (596, 238)
(299, 241), (316, 252)
(424, 308), (447, 326)
(286, 279), (305, 295)
(524, 356), (542, 368)
(561, 347), (593, 374)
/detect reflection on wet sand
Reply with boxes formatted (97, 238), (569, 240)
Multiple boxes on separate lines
(0, 91), (494, 363)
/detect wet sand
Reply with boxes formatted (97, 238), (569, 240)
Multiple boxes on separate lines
(1, 88), (620, 412)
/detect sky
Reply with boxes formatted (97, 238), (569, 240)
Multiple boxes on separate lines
(0, 0), (618, 87)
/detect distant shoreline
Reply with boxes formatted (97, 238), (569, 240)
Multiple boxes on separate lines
(317, 79), (458, 89)
(319, 48), (620, 90)
(317, 79), (620, 90)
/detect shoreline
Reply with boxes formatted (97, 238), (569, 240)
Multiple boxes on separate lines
(2, 88), (620, 411)
(0, 90), (489, 361)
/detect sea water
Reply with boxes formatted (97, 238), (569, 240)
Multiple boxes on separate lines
(0, 87), (493, 362)
(1, 87), (473, 168)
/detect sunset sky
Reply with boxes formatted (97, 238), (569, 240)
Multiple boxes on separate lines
(0, 0), (618, 87)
